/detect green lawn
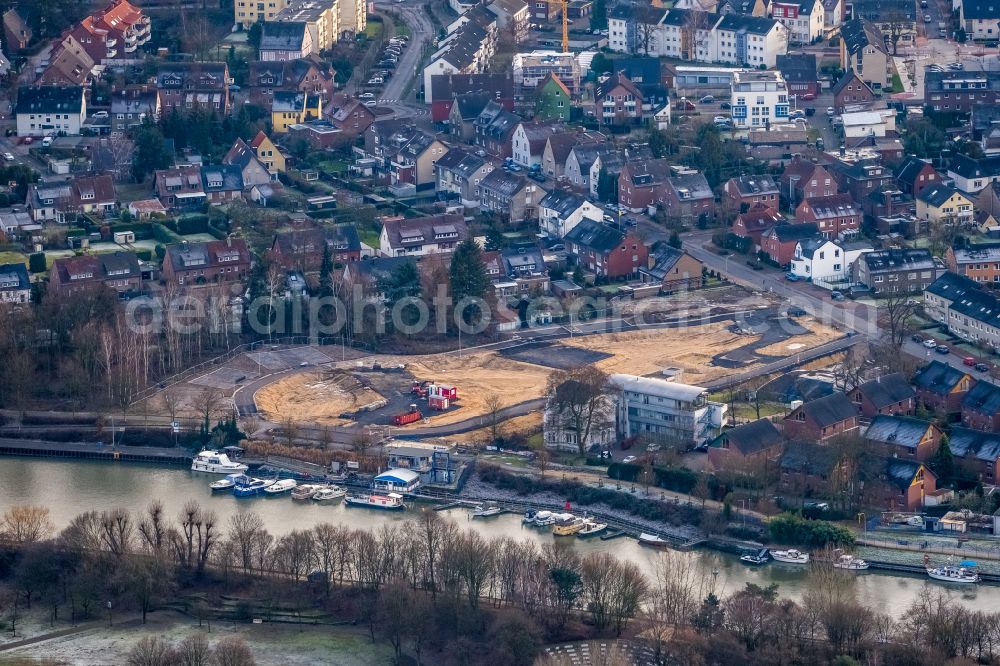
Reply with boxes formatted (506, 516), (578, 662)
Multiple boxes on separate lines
(0, 251), (27, 266)
(363, 22), (382, 39)
(890, 72), (904, 93)
(395, 23), (411, 38)
(357, 228), (380, 249)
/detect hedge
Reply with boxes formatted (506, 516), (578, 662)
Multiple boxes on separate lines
(28, 253), (46, 273)
(607, 462), (699, 493)
(152, 224), (182, 244)
(768, 512), (855, 548)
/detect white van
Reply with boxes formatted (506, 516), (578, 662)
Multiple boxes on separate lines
(41, 136), (54, 147)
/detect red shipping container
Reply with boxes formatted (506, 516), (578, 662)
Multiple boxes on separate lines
(429, 396), (450, 411)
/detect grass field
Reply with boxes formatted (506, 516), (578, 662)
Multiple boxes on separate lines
(0, 251), (27, 266)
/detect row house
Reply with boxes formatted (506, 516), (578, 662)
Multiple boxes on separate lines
(542, 131), (605, 180)
(474, 101), (521, 159)
(770, 0), (824, 44)
(949, 427), (1000, 484)
(760, 222), (819, 267)
(618, 158), (672, 213)
(776, 54), (819, 98)
(434, 147), (495, 208)
(794, 193), (860, 239)
(378, 214), (469, 257)
(923, 271), (981, 326)
(565, 142), (615, 192)
(947, 154), (1000, 195)
(162, 238), (251, 288)
(235, 0), (366, 44)
(893, 156), (939, 199)
(156, 62), (231, 115)
(732, 203), (786, 249)
(779, 156), (837, 208)
(429, 72), (517, 122)
(563, 219), (648, 279)
(328, 96), (376, 137)
(863, 415), (940, 462)
(478, 169), (547, 224)
(924, 71), (1000, 115)
(723, 174), (779, 213)
(944, 283), (1000, 351)
(848, 373), (916, 418)
(916, 185), (975, 229)
(248, 58), (336, 108)
(707, 418), (785, 471)
(363, 121), (449, 189)
(913, 360), (974, 415)
(538, 189), (604, 239)
(201, 165), (246, 205)
(67, 0), (150, 64)
(782, 391), (859, 442)
(0, 263), (30, 304)
(829, 159), (895, 205)
(962, 381), (1000, 432)
(831, 71), (875, 113)
(512, 121), (563, 169)
(422, 13), (496, 103)
(450, 91), (495, 139)
(946, 243), (1000, 286)
(854, 248), (941, 294)
(49, 252), (142, 296)
(26, 174), (117, 223)
(153, 166), (206, 211)
(839, 19), (893, 88)
(269, 224), (361, 273)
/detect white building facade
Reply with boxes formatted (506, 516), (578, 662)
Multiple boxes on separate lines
(730, 70), (789, 129)
(610, 374), (727, 447)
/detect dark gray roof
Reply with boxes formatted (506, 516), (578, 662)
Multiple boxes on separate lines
(712, 418), (784, 456)
(962, 0), (999, 19)
(728, 174), (778, 197)
(917, 184), (962, 207)
(200, 165), (244, 193)
(926, 271), (980, 302)
(851, 0), (914, 21)
(791, 392), (857, 427)
(453, 90), (494, 119)
(894, 156), (934, 187)
(766, 222), (819, 243)
(912, 360), (969, 395)
(434, 147), (488, 179)
(883, 459), (926, 491)
(861, 248), (936, 273)
(157, 62), (228, 90)
(950, 426), (1000, 463)
(864, 415), (930, 450)
(776, 54), (817, 83)
(539, 189), (589, 217)
(430, 73), (515, 101)
(15, 85), (83, 115)
(260, 21), (308, 51)
(831, 71), (871, 97)
(272, 224), (361, 256)
(948, 154), (1000, 181)
(714, 13), (780, 34)
(780, 442), (839, 476)
(963, 380), (1000, 415)
(640, 245), (695, 281)
(0, 262), (30, 293)
(668, 173), (713, 201)
(840, 19), (887, 56)
(435, 21), (489, 70)
(946, 287), (1000, 331)
(855, 373), (915, 409)
(796, 237), (828, 259)
(564, 219), (626, 253)
(479, 168), (528, 197)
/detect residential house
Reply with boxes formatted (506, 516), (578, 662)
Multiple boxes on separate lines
(271, 91), (322, 133)
(976, 182), (1000, 222)
(500, 245), (550, 294)
(247, 58), (336, 108)
(829, 160), (895, 205)
(779, 156), (837, 208)
(541, 130), (583, 180)
(421, 18), (496, 104)
(831, 71), (875, 113)
(707, 418), (785, 471)
(949, 154), (1000, 195)
(776, 54), (819, 99)
(961, 380), (1000, 432)
(328, 97), (376, 137)
(638, 246), (704, 292)
(511, 121), (562, 168)
(565, 143), (614, 192)
(789, 236), (870, 282)
(447, 91), (494, 140)
(157, 62), (230, 115)
(474, 101), (521, 159)
(111, 87), (159, 135)
(249, 131), (286, 175)
(778, 443), (843, 500)
(949, 426), (1000, 484)
(49, 252), (143, 296)
(38, 35), (95, 86)
(849, 373), (916, 418)
(662, 173), (715, 220)
(153, 166), (206, 210)
(916, 185), (975, 229)
(259, 21), (313, 61)
(478, 169), (546, 223)
(200, 165), (245, 205)
(223, 138), (273, 189)
(822, 0), (842, 28)
(723, 175), (780, 213)
(25, 175), (117, 223)
(863, 415), (940, 461)
(862, 459), (935, 512)
(0, 208), (37, 239)
(589, 149), (625, 200)
(946, 243), (1000, 285)
(940, 280), (1000, 350)
(795, 193), (861, 238)
(538, 189), (604, 239)
(434, 148), (495, 208)
(161, 238), (251, 287)
(543, 391), (615, 452)
(618, 158), (672, 213)
(924, 71), (1000, 115)
(960, 0), (1000, 41)
(732, 203), (787, 248)
(730, 70), (790, 129)
(770, 0), (824, 43)
(609, 374), (726, 447)
(127, 199), (167, 220)
(839, 18), (893, 88)
(363, 122), (449, 190)
(379, 214), (469, 257)
(513, 51), (581, 96)
(782, 391), (859, 441)
(486, 0), (529, 43)
(924, 271), (983, 325)
(0, 263), (30, 303)
(594, 71), (643, 126)
(15, 86), (86, 137)
(913, 360), (975, 415)
(855, 248), (940, 294)
(894, 156), (939, 198)
(429, 72), (516, 122)
(534, 73), (572, 122)
(563, 219), (648, 279)
(3, 9), (31, 52)
(66, 0), (151, 64)
(269, 224), (361, 272)
(760, 222), (820, 267)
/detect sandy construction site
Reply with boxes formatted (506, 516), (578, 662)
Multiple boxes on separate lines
(256, 370), (385, 425)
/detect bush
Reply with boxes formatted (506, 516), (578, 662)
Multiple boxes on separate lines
(135, 249), (152, 261)
(28, 252), (46, 273)
(768, 512), (854, 548)
(177, 215), (209, 235)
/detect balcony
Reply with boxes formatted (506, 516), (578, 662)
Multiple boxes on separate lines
(141, 15), (150, 24)
(125, 43), (137, 53)
(107, 48), (118, 57)
(106, 38), (117, 47)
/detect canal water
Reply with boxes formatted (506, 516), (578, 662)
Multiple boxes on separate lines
(0, 458), (993, 617)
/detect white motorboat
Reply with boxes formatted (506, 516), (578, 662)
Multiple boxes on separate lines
(832, 551), (869, 570)
(291, 484), (320, 501)
(232, 477), (275, 497)
(532, 511), (556, 526)
(740, 548), (770, 565)
(523, 510), (539, 524)
(927, 563), (980, 584)
(313, 486), (346, 502)
(770, 548), (809, 564)
(577, 519), (608, 538)
(638, 533), (670, 548)
(191, 450), (248, 474)
(471, 504), (504, 518)
(263, 479), (298, 496)
(345, 492), (405, 510)
(209, 473), (242, 492)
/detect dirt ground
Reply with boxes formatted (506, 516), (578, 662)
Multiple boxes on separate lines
(753, 319), (844, 357)
(446, 412), (543, 444)
(255, 370), (384, 426)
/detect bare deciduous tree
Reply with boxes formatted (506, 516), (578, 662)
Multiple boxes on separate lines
(212, 637), (256, 666)
(1, 505), (54, 544)
(484, 392), (503, 445)
(127, 636), (177, 666)
(545, 366), (613, 455)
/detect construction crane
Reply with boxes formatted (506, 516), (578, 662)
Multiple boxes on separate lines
(539, 0), (569, 53)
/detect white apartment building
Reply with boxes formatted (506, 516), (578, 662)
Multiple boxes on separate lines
(770, 0), (824, 44)
(730, 70), (789, 129)
(234, 0), (365, 40)
(790, 237), (871, 281)
(610, 374), (727, 448)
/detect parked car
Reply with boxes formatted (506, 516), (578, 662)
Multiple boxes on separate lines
(787, 307), (807, 317)
(935, 345), (950, 355)
(785, 272), (801, 281)
(2, 152), (13, 162)
(363, 100), (377, 107)
(911, 334), (924, 343)
(924, 14), (932, 22)
(948, 62), (964, 70)
(720, 101), (731, 110)
(826, 106), (835, 116)
(800, 93), (816, 101)
(622, 455), (638, 464)
(699, 95), (715, 103)
(359, 92), (375, 99)
(976, 362), (990, 372)
(830, 290), (845, 300)
(92, 110), (109, 118)
(922, 339), (938, 349)
(789, 109), (805, 120)
(964, 357), (977, 367)
(804, 107), (816, 116)
(713, 115), (729, 123)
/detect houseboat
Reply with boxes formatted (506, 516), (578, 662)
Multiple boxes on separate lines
(313, 486), (346, 502)
(553, 519), (585, 536)
(577, 519), (608, 538)
(291, 485), (320, 501)
(263, 479), (298, 496)
(531, 511), (556, 526)
(191, 450), (248, 474)
(345, 492), (405, 510)
(770, 549), (809, 564)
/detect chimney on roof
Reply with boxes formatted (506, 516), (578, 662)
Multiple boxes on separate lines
(227, 234), (232, 248)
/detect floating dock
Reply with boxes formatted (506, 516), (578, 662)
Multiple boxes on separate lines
(0, 438), (191, 464)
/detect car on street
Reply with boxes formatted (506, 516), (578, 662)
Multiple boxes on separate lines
(976, 363), (991, 373)
(830, 290), (845, 300)
(922, 339), (938, 349)
(699, 95), (715, 103)
(800, 93), (816, 101)
(622, 456), (638, 464)
(2, 152), (13, 161)
(826, 107), (835, 116)
(713, 115), (729, 123)
(785, 272), (801, 281)
(935, 345), (950, 354)
(363, 100), (377, 107)
(924, 14), (932, 21)
(789, 109), (805, 119)
(804, 107), (816, 116)
(911, 334), (923, 343)
(964, 357), (977, 367)
(948, 62), (964, 70)
(720, 101), (731, 109)
(359, 92), (375, 99)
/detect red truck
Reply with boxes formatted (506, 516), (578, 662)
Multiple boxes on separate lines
(393, 409), (422, 426)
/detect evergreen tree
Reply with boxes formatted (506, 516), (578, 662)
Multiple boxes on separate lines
(596, 167), (618, 203)
(318, 243), (334, 298)
(931, 434), (955, 484)
(132, 121), (171, 182)
(449, 239), (491, 328)
(668, 231), (682, 249)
